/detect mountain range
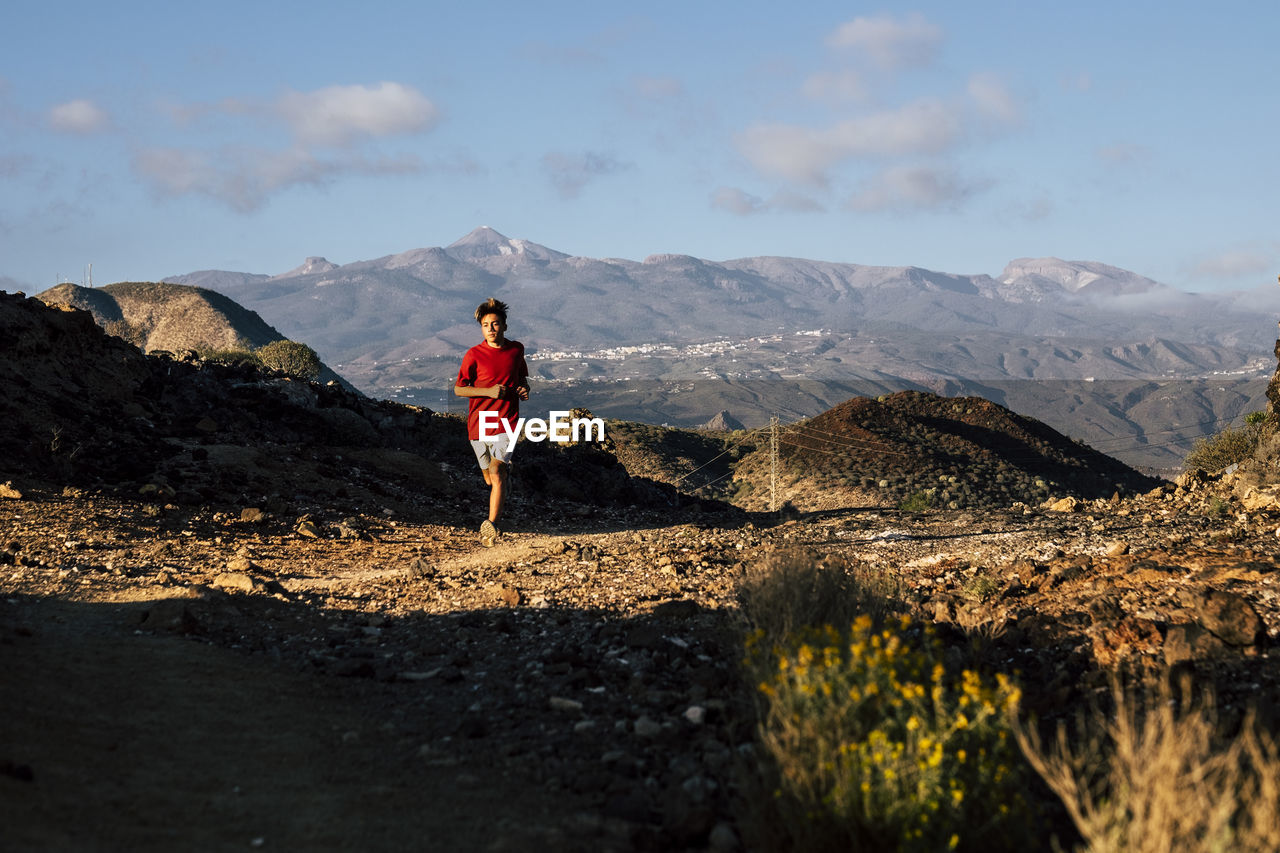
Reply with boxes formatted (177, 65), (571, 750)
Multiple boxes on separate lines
(165, 226), (1276, 371)
(24, 226), (1276, 471)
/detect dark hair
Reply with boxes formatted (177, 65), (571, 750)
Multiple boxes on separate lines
(474, 297), (508, 324)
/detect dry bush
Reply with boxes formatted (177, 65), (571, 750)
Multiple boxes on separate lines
(738, 548), (901, 643)
(1015, 676), (1280, 853)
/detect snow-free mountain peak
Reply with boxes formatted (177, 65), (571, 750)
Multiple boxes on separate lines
(273, 256), (339, 280)
(445, 226), (567, 262)
(1000, 258), (1164, 297)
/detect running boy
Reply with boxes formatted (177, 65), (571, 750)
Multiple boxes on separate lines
(453, 297), (529, 546)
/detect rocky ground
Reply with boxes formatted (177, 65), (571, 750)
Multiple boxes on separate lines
(6, 290), (1280, 850)
(5, 470), (1280, 851)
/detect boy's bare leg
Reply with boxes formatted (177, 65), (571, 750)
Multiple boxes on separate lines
(486, 459), (507, 525)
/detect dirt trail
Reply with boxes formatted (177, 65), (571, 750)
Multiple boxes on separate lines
(3, 593), (599, 852)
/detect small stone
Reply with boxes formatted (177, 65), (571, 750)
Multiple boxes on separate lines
(549, 696), (583, 713)
(226, 555), (255, 574)
(684, 705), (707, 725)
(633, 716), (662, 738)
(240, 507), (266, 523)
(708, 821), (740, 852)
(213, 572), (260, 593)
(295, 519), (321, 539)
(0, 482), (23, 500)
(1105, 541), (1130, 557)
(403, 557), (431, 579)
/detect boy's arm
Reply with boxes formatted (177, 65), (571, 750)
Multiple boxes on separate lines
(453, 383), (506, 399)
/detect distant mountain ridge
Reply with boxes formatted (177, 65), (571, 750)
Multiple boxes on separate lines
(162, 226), (1275, 378)
(19, 228), (1275, 470)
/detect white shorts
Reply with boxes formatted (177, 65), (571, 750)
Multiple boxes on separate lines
(470, 433), (517, 470)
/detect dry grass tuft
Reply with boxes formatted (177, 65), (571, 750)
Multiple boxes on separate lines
(1015, 675), (1280, 853)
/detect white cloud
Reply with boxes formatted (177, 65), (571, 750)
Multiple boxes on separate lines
(847, 165), (988, 213)
(274, 82), (439, 146)
(131, 81), (442, 211)
(802, 70), (871, 105)
(133, 146), (421, 212)
(711, 186), (764, 215)
(711, 186), (824, 215)
(826, 13), (943, 70)
(967, 73), (1021, 124)
(541, 151), (628, 198)
(48, 99), (109, 134)
(736, 98), (961, 185)
(1188, 247), (1275, 280)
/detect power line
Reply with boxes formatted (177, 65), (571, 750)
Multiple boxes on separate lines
(667, 424), (769, 486)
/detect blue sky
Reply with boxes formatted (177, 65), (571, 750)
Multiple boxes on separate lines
(2, 0), (1276, 293)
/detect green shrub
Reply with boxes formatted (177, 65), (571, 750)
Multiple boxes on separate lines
(257, 339), (321, 381)
(1184, 413), (1265, 472)
(899, 489), (938, 512)
(747, 615), (1039, 851)
(962, 572), (1002, 603)
(199, 347), (261, 367)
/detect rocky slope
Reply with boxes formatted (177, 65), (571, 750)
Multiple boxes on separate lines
(34, 280), (349, 387)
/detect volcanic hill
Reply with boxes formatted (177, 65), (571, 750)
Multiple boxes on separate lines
(726, 392), (1161, 512)
(35, 281), (349, 387)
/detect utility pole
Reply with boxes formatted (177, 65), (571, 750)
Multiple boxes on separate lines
(770, 416), (778, 513)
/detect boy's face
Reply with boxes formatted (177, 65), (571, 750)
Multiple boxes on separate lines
(479, 313), (507, 347)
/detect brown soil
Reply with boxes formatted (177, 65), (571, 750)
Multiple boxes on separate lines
(6, 482), (1280, 851)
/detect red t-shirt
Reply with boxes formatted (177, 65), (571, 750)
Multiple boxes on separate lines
(456, 339), (528, 440)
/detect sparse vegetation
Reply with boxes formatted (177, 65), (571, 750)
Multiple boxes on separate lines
(1205, 495), (1232, 518)
(101, 318), (147, 349)
(899, 489), (938, 512)
(1184, 411), (1267, 472)
(738, 552), (1040, 851)
(961, 571), (1002, 603)
(737, 544), (1280, 852)
(1015, 677), (1280, 853)
(743, 617), (1038, 849)
(257, 339), (321, 381)
(199, 347), (261, 368)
